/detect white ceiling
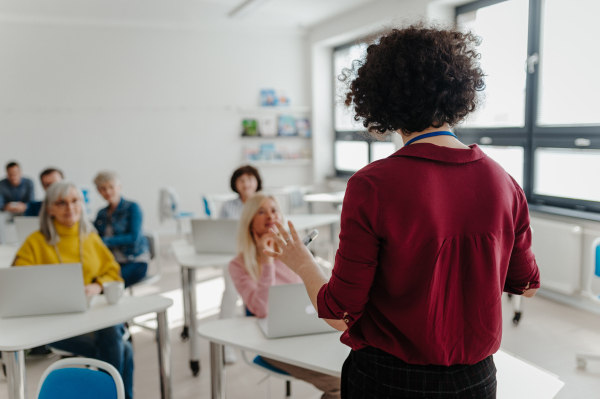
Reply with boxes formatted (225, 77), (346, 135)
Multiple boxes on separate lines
(0, 0), (377, 32)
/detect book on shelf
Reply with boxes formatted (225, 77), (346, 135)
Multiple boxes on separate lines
(278, 115), (297, 136)
(242, 119), (258, 136)
(259, 115), (277, 137)
(296, 118), (311, 138)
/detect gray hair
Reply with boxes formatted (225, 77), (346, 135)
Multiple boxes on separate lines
(40, 181), (96, 245)
(93, 171), (120, 187)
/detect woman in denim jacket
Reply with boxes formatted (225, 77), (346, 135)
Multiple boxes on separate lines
(93, 171), (149, 287)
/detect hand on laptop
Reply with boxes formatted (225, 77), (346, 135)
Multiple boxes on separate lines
(85, 283), (102, 296)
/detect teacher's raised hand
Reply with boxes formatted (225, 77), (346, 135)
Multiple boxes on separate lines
(263, 220), (316, 276)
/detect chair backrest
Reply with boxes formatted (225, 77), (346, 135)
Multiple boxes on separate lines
(143, 229), (162, 276)
(158, 187), (180, 222)
(36, 358), (125, 399)
(144, 230), (157, 260)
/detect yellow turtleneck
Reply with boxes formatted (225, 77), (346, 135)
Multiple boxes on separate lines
(14, 220), (122, 286)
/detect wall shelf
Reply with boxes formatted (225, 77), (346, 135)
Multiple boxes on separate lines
(237, 106), (311, 114)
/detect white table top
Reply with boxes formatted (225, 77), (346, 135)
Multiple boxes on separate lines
(199, 318), (564, 399)
(303, 192), (345, 204)
(0, 243), (19, 268)
(171, 240), (235, 269)
(199, 317), (348, 376)
(287, 213), (340, 231)
(0, 295), (173, 351)
(172, 214), (341, 269)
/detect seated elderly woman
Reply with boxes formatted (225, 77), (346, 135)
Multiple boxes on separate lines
(219, 165), (262, 219)
(93, 171), (149, 288)
(13, 181), (134, 399)
(228, 193), (341, 399)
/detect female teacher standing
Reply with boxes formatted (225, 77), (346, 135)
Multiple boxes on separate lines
(264, 23), (541, 399)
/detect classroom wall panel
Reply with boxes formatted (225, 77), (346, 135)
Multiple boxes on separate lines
(0, 22), (310, 232)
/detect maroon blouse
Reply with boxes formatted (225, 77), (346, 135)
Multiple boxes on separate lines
(317, 143), (540, 366)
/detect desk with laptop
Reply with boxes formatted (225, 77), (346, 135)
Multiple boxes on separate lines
(0, 263), (174, 399)
(200, 282), (565, 399)
(172, 213), (341, 377)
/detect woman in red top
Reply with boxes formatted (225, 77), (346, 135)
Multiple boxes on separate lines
(265, 24), (540, 398)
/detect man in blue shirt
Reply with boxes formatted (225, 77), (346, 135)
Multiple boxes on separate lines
(0, 162), (34, 214)
(25, 168), (64, 216)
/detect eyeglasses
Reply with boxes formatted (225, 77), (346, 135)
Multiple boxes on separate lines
(53, 198), (81, 209)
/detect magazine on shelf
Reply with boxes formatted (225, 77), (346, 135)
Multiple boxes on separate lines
(278, 115), (297, 136)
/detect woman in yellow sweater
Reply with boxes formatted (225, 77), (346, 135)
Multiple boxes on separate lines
(13, 181), (134, 399)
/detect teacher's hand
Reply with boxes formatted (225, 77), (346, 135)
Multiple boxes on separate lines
(263, 220), (315, 276)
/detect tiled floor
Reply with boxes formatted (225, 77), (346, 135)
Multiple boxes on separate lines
(1, 239), (600, 398)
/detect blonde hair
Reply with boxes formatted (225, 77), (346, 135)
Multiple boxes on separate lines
(237, 193), (284, 282)
(93, 171), (119, 187)
(40, 181), (96, 245)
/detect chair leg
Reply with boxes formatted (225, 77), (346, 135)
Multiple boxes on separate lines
(286, 380), (291, 398)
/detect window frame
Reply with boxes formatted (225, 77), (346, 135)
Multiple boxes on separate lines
(455, 0), (600, 215)
(332, 41), (393, 178)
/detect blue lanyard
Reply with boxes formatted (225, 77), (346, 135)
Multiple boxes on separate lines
(404, 131), (458, 146)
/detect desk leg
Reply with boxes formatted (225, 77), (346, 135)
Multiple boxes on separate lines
(188, 268), (200, 376)
(210, 342), (225, 399)
(156, 310), (173, 399)
(181, 267), (191, 341)
(3, 350), (26, 399)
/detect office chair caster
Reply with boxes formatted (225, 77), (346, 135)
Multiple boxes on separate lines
(512, 312), (521, 325)
(181, 326), (189, 341)
(190, 360), (200, 377)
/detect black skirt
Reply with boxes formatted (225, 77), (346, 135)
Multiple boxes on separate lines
(341, 346), (496, 399)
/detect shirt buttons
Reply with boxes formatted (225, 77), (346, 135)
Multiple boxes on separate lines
(344, 318), (349, 323)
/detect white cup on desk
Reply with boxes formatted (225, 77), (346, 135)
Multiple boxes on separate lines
(103, 281), (124, 305)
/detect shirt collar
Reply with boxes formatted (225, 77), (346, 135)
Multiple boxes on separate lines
(389, 143), (486, 164)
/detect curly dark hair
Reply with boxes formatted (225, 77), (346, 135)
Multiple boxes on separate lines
(341, 23), (485, 136)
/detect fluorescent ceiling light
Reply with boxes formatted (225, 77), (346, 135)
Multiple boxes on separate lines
(228, 0), (271, 18)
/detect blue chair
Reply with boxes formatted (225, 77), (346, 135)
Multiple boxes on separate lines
(36, 358), (125, 399)
(576, 237), (600, 369)
(242, 308), (296, 398)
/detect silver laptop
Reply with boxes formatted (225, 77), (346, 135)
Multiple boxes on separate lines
(257, 283), (335, 339)
(14, 216), (40, 243)
(191, 219), (238, 254)
(0, 263), (87, 318)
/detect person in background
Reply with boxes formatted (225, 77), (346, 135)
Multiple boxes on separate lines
(218, 164), (263, 364)
(94, 171), (149, 288)
(13, 181), (134, 399)
(0, 162), (34, 214)
(229, 193), (341, 399)
(219, 165), (262, 219)
(25, 167), (64, 216)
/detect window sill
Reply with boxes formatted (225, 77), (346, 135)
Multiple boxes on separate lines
(528, 204), (600, 223)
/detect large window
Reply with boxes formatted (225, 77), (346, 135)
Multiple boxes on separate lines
(333, 42), (395, 176)
(456, 0), (600, 213)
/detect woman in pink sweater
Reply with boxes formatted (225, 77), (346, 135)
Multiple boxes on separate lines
(229, 193), (341, 399)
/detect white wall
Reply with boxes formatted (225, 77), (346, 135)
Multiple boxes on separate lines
(0, 21), (310, 232)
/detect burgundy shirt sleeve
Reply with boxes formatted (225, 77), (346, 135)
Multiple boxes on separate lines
(317, 174), (380, 328)
(504, 182), (541, 295)
(229, 257), (276, 318)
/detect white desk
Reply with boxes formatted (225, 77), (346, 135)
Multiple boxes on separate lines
(172, 213), (341, 377)
(0, 244), (18, 268)
(0, 295), (174, 399)
(199, 318), (564, 399)
(303, 192), (345, 213)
